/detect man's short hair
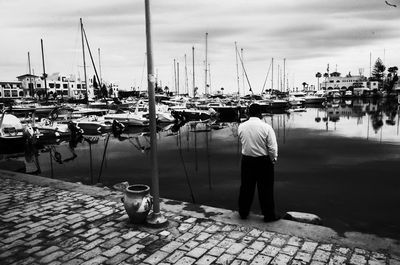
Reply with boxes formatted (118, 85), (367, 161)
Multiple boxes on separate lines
(248, 103), (262, 118)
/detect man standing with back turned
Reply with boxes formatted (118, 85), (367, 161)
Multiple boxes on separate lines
(238, 103), (279, 222)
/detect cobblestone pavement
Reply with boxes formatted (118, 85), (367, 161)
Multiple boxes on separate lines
(1, 176), (399, 265)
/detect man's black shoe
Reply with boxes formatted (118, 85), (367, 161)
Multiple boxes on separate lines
(263, 215), (280, 222)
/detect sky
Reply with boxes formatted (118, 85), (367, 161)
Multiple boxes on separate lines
(1, 0), (400, 95)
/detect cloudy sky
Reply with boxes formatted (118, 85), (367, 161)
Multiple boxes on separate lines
(1, 0), (399, 95)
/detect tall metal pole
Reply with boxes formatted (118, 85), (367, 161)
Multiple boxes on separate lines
(144, 0), (167, 227)
(192, 46), (195, 97)
(177, 62), (180, 95)
(80, 18), (88, 101)
(208, 63), (211, 95)
(28, 52), (32, 75)
(205, 32), (208, 95)
(173, 59), (177, 94)
(28, 51), (32, 97)
(283, 58), (286, 92)
(184, 54), (188, 95)
(235, 42), (240, 98)
(40, 39), (47, 99)
(271, 58), (274, 91)
(241, 48), (245, 94)
(98, 48), (103, 86)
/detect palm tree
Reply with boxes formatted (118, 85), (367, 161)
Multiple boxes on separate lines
(315, 72), (322, 90)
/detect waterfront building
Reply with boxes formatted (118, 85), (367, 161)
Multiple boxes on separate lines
(0, 81), (23, 100)
(320, 74), (380, 96)
(1, 72), (95, 100)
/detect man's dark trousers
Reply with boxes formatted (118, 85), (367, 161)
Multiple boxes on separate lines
(239, 155), (275, 219)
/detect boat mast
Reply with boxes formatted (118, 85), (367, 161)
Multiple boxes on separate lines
(28, 52), (32, 75)
(205, 32), (208, 95)
(192, 46), (195, 97)
(283, 58), (286, 92)
(235, 42), (240, 98)
(98, 48), (102, 86)
(241, 48), (245, 94)
(144, 0), (167, 226)
(80, 18), (88, 101)
(40, 39), (47, 99)
(173, 59), (177, 95)
(177, 62), (180, 95)
(184, 54), (188, 95)
(208, 63), (211, 95)
(271, 58), (274, 91)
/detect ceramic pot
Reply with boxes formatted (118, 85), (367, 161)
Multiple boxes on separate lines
(122, 184), (152, 224)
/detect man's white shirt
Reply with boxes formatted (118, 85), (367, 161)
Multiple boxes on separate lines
(238, 117), (278, 162)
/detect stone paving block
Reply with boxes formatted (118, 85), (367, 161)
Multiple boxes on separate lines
(195, 254), (217, 265)
(215, 253), (235, 265)
(24, 246), (43, 255)
(100, 237), (123, 249)
(39, 251), (66, 263)
(125, 243), (145, 254)
(249, 240), (266, 251)
(103, 245), (124, 257)
(161, 241), (184, 252)
(237, 248), (259, 261)
(295, 251), (313, 263)
(178, 223), (194, 232)
(335, 247), (351, 256)
(313, 249), (331, 262)
(143, 250), (169, 264)
(175, 256), (197, 265)
(187, 247), (208, 258)
(217, 237), (236, 249)
(81, 256), (108, 265)
(177, 232), (195, 243)
(190, 224), (206, 234)
(195, 232), (212, 241)
(350, 254), (368, 265)
(180, 240), (200, 251)
(35, 245), (60, 257)
(207, 246), (226, 256)
(270, 236), (287, 247)
(228, 231), (246, 240)
(226, 243), (247, 255)
(271, 253), (292, 265)
(60, 249), (86, 262)
(329, 254), (348, 265)
(282, 245), (300, 257)
(301, 241), (318, 253)
(79, 246), (102, 260)
(105, 253), (130, 264)
(165, 250), (187, 263)
(120, 237), (141, 248)
(204, 225), (221, 234)
(262, 245), (281, 257)
(318, 244), (333, 251)
(198, 241), (216, 250)
(251, 254), (273, 265)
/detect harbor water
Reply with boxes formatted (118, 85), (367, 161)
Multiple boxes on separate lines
(1, 98), (400, 240)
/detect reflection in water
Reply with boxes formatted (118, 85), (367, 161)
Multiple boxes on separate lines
(1, 98), (400, 239)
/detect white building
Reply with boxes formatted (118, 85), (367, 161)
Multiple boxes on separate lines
(320, 75), (380, 96)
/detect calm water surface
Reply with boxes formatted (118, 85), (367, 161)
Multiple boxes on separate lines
(2, 98), (400, 240)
